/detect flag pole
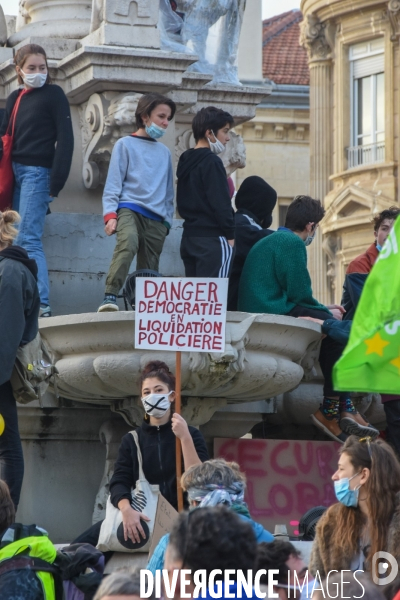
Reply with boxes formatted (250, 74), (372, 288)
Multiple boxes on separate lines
(175, 350), (184, 511)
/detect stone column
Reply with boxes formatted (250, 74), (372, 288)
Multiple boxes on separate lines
(301, 15), (335, 304)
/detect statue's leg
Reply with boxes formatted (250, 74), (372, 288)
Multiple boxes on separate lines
(182, 0), (230, 73)
(181, 9), (211, 69)
(90, 0), (103, 32)
(214, 0), (245, 84)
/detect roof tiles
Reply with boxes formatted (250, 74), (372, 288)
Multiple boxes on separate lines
(262, 10), (310, 86)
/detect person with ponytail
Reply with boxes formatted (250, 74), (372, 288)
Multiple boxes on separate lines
(310, 436), (400, 578)
(0, 44), (74, 318)
(75, 360), (208, 550)
(0, 210), (40, 508)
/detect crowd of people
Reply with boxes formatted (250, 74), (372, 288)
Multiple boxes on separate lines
(1, 42), (400, 600)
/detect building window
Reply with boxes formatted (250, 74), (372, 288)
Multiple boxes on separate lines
(279, 203), (289, 227)
(348, 39), (385, 168)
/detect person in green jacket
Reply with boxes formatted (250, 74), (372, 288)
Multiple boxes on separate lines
(238, 195), (378, 443)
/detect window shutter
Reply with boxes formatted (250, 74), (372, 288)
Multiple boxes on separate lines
(353, 54), (384, 79)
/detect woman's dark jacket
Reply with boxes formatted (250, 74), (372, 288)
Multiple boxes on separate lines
(109, 419), (209, 511)
(0, 247), (40, 385)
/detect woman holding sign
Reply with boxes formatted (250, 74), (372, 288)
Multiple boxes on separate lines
(75, 360), (208, 549)
(111, 360), (208, 544)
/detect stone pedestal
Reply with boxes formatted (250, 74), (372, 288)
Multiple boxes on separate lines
(16, 403), (127, 543)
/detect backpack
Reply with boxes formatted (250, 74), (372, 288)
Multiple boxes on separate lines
(0, 526), (104, 600)
(0, 524), (62, 600)
(10, 332), (58, 405)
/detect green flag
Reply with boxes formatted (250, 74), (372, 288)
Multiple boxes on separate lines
(333, 217), (400, 394)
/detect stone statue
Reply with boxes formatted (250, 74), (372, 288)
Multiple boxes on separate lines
(160, 0), (246, 85)
(0, 4), (7, 44)
(16, 0), (29, 31)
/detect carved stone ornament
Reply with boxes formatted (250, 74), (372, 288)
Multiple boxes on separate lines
(80, 92), (141, 190)
(16, 0), (29, 30)
(300, 14), (335, 61)
(322, 233), (341, 299)
(39, 312), (322, 421)
(90, 0), (156, 33)
(388, 0), (400, 41)
(175, 129), (246, 176)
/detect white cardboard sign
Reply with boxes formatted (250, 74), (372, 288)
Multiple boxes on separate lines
(135, 278), (228, 352)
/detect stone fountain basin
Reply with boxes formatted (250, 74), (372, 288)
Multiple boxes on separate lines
(39, 311), (321, 407)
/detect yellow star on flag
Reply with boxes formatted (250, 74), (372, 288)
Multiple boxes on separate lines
(364, 333), (390, 357)
(391, 353), (400, 374)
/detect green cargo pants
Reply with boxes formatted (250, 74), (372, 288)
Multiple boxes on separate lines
(105, 209), (167, 295)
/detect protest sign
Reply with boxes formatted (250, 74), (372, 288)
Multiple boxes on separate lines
(135, 278), (228, 353)
(135, 277), (228, 511)
(148, 495), (178, 559)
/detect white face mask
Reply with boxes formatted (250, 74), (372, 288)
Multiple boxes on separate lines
(207, 130), (226, 155)
(21, 70), (47, 89)
(141, 391), (173, 419)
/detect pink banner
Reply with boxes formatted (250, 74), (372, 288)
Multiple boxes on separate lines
(215, 438), (340, 535)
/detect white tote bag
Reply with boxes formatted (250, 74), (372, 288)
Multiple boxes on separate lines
(97, 430), (160, 553)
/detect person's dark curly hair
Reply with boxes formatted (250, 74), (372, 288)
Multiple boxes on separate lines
(255, 541), (301, 585)
(285, 195), (325, 231)
(168, 506), (257, 577)
(140, 360), (175, 390)
(372, 207), (400, 232)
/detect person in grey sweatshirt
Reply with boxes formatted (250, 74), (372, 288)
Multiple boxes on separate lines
(98, 93), (176, 312)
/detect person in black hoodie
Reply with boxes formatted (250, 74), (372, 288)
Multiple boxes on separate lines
(0, 210), (40, 508)
(177, 106), (235, 277)
(0, 44), (74, 318)
(74, 360), (208, 551)
(228, 176), (277, 311)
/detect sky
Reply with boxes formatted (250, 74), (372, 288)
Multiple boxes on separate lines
(1, 0), (302, 19)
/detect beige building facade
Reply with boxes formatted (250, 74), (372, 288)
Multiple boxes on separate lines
(236, 10), (311, 227)
(301, 0), (399, 304)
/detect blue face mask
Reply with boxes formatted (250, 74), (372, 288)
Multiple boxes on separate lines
(334, 471), (362, 507)
(145, 122), (166, 139)
(377, 243), (382, 252)
(304, 230), (316, 247)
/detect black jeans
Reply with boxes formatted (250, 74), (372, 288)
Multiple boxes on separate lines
(73, 520), (113, 563)
(0, 381), (24, 508)
(384, 400), (400, 458)
(287, 306), (346, 397)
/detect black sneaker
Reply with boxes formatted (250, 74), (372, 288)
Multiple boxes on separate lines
(97, 297), (119, 313)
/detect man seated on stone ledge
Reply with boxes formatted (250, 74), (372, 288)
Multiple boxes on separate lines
(342, 206), (400, 320)
(341, 206), (400, 454)
(238, 195), (378, 443)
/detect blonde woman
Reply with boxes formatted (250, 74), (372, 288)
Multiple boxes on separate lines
(0, 210), (40, 508)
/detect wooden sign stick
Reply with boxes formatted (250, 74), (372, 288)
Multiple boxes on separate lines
(175, 350), (184, 511)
